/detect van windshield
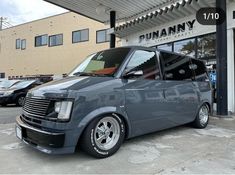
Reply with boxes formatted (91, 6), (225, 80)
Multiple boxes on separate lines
(69, 48), (131, 76)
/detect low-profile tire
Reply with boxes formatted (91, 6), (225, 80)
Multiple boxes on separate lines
(192, 104), (209, 129)
(81, 114), (125, 158)
(16, 96), (25, 107)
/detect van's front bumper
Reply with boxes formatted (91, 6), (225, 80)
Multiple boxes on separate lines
(15, 116), (76, 154)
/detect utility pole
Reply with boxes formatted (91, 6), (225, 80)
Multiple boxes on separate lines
(0, 17), (3, 31)
(0, 17), (11, 30)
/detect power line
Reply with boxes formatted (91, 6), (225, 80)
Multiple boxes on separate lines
(2, 24), (9, 28)
(0, 17), (13, 30)
(0, 17), (3, 30)
(3, 22), (12, 27)
(4, 21), (13, 27)
(2, 23), (10, 28)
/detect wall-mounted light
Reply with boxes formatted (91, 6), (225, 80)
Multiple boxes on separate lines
(96, 4), (107, 15)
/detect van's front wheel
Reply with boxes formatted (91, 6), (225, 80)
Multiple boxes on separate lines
(81, 114), (125, 158)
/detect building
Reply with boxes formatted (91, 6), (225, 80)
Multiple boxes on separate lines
(0, 12), (113, 78)
(44, 0), (235, 115)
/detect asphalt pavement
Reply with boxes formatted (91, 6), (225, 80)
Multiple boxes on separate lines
(0, 107), (235, 174)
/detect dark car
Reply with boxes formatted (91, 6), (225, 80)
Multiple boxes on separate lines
(15, 46), (212, 158)
(0, 80), (21, 90)
(0, 80), (42, 106)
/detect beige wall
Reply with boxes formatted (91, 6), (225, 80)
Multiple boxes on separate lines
(0, 12), (110, 77)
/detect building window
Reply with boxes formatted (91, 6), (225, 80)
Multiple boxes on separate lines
(16, 39), (21, 49)
(174, 38), (196, 58)
(21, 39), (26, 50)
(197, 34), (216, 60)
(35, 35), (48, 47)
(96, 29), (110, 43)
(157, 43), (173, 52)
(72, 29), (89, 43)
(0, 73), (5, 78)
(49, 34), (63, 47)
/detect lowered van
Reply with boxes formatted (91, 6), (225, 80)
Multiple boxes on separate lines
(16, 46), (212, 158)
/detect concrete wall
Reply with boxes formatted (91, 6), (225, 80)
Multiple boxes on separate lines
(0, 12), (110, 77)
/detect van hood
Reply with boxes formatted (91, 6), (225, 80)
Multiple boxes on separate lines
(28, 76), (117, 98)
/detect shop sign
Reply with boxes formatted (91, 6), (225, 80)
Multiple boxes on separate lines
(139, 19), (196, 43)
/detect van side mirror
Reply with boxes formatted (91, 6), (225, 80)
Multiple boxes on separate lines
(123, 70), (143, 79)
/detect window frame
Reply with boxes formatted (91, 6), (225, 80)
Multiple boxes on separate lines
(16, 39), (21, 49)
(35, 34), (48, 47)
(49, 34), (63, 47)
(72, 29), (89, 43)
(96, 29), (110, 44)
(197, 33), (216, 61)
(21, 39), (26, 50)
(122, 49), (162, 80)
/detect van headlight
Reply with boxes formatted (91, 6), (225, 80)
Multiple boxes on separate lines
(54, 101), (73, 121)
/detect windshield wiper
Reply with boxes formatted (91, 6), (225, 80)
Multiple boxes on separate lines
(73, 72), (112, 77)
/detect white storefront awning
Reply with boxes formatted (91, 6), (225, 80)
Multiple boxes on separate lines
(44, 0), (177, 23)
(115, 0), (215, 37)
(45, 0), (215, 38)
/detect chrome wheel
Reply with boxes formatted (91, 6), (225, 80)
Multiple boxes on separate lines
(18, 97), (25, 106)
(199, 105), (209, 125)
(94, 117), (120, 151)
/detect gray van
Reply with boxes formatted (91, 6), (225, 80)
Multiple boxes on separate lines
(15, 46), (212, 158)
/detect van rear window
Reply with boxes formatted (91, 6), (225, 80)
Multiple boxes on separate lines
(190, 59), (208, 81)
(161, 52), (194, 81)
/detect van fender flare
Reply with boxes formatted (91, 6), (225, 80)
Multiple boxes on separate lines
(77, 106), (132, 138)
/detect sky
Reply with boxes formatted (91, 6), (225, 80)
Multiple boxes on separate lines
(0, 0), (68, 27)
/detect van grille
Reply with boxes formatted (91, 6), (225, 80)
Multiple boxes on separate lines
(23, 97), (50, 117)
(21, 114), (42, 129)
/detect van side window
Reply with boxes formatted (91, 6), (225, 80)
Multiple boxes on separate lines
(125, 50), (160, 80)
(161, 52), (194, 81)
(190, 59), (208, 81)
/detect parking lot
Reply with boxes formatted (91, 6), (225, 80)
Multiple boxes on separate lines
(0, 107), (235, 174)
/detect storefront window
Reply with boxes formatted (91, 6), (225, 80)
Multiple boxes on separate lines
(174, 39), (196, 58)
(197, 34), (216, 60)
(157, 43), (173, 52)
